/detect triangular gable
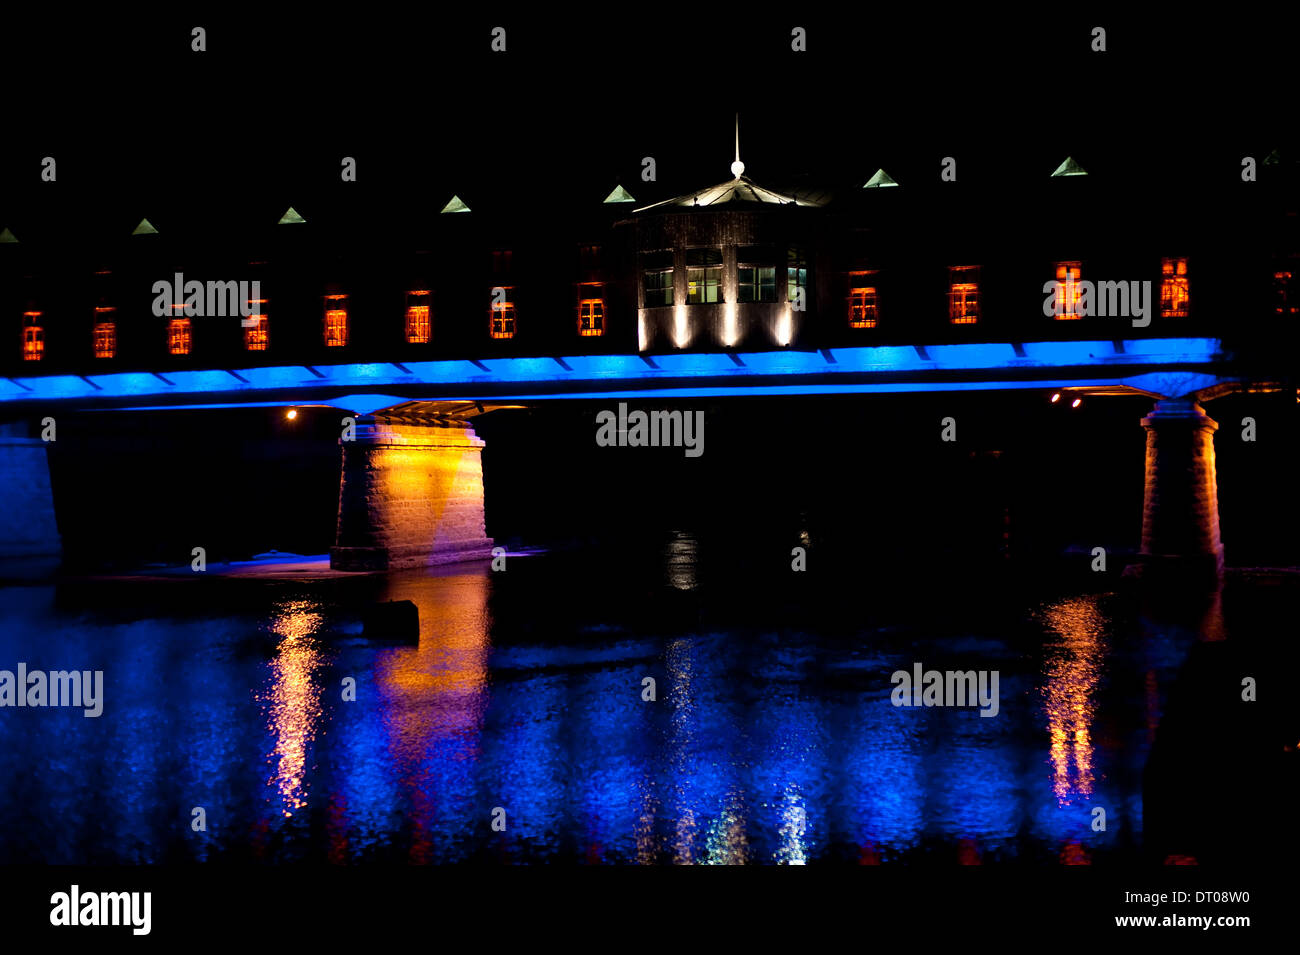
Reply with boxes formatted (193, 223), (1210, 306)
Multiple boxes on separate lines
(1050, 156), (1088, 177)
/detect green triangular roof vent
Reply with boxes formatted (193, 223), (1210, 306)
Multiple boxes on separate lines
(1050, 156), (1088, 177)
(0, 227), (17, 244)
(131, 217), (158, 235)
(440, 195), (471, 214)
(278, 206), (307, 225)
(1263, 148), (1283, 166)
(603, 184), (636, 204)
(863, 168), (899, 188)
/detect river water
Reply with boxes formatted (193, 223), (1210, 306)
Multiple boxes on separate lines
(0, 541), (1291, 865)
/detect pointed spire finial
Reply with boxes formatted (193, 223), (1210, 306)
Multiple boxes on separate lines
(730, 113), (745, 179)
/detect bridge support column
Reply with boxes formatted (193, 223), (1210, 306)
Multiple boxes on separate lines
(0, 422), (61, 574)
(330, 414), (493, 571)
(1135, 398), (1224, 584)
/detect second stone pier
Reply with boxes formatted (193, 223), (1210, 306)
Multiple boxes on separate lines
(330, 412), (494, 571)
(1135, 398), (1225, 585)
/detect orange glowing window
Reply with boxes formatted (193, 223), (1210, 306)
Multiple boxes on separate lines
(21, 312), (44, 361)
(323, 294), (348, 347)
(405, 291), (432, 344)
(244, 307), (269, 351)
(490, 289), (516, 339)
(1274, 271), (1298, 315)
(1054, 262), (1083, 320)
(1160, 257), (1190, 318)
(949, 266), (981, 324)
(847, 272), (879, 328)
(92, 307), (116, 358)
(578, 299), (605, 337)
(168, 318), (192, 355)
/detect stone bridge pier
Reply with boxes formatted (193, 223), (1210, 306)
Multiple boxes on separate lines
(1134, 398), (1225, 585)
(330, 407), (495, 571)
(0, 420), (61, 574)
(1075, 370), (1282, 587)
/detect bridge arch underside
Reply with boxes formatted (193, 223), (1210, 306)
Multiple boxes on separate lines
(2, 337), (1289, 581)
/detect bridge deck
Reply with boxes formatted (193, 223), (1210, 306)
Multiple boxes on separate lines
(1, 338), (1226, 411)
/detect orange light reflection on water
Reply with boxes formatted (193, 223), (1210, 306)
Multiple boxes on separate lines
(372, 576), (492, 863)
(264, 600), (325, 817)
(1040, 596), (1108, 806)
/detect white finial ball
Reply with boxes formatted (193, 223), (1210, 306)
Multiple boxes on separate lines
(731, 160), (745, 178)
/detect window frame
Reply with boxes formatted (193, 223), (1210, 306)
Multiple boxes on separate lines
(847, 271), (880, 328)
(167, 317), (193, 355)
(405, 290), (432, 344)
(948, 265), (981, 325)
(1160, 256), (1190, 318)
(642, 267), (674, 308)
(1053, 261), (1083, 320)
(490, 287), (516, 339)
(323, 294), (349, 347)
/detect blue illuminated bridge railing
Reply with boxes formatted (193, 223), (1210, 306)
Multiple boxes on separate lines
(0, 339), (1227, 412)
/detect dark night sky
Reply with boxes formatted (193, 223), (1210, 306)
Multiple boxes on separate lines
(0, 10), (1289, 573)
(2, 11), (1296, 239)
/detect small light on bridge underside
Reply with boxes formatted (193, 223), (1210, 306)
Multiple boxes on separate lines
(1071, 398), (1083, 408)
(286, 409), (298, 420)
(1050, 392), (1061, 403)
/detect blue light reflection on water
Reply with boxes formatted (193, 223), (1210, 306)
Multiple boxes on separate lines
(0, 555), (1231, 864)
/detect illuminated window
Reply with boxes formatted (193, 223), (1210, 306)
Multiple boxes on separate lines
(323, 294), (348, 347)
(1053, 262), (1083, 320)
(686, 248), (722, 304)
(949, 266), (981, 324)
(93, 306), (116, 358)
(643, 268), (673, 308)
(244, 315), (269, 351)
(787, 249), (808, 305)
(490, 287), (516, 339)
(405, 290), (432, 344)
(738, 259), (777, 303)
(244, 299), (269, 351)
(1274, 270), (1298, 316)
(1160, 257), (1190, 318)
(168, 318), (192, 355)
(578, 300), (605, 338)
(847, 271), (879, 328)
(577, 283), (605, 336)
(21, 312), (43, 361)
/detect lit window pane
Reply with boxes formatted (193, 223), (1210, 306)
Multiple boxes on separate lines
(168, 318), (192, 355)
(1160, 257), (1189, 318)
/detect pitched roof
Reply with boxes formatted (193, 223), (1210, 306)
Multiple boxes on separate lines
(1050, 156), (1088, 177)
(603, 184), (636, 204)
(634, 175), (820, 212)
